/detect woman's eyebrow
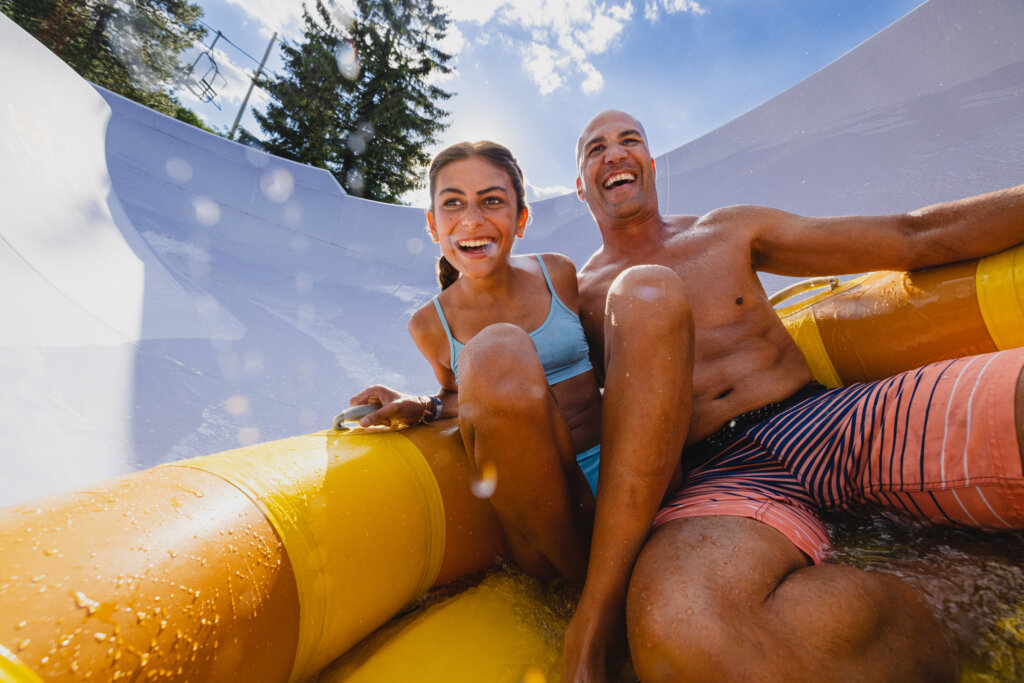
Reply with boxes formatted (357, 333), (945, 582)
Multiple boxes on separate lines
(476, 186), (508, 195)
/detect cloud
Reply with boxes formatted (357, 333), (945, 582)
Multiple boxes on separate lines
(526, 180), (573, 202)
(222, 0), (303, 38)
(644, 0), (706, 23)
(437, 0), (703, 96)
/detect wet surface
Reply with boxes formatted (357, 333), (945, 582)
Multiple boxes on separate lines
(829, 512), (1024, 681)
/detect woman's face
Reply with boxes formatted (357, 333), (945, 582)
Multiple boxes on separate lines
(428, 156), (527, 279)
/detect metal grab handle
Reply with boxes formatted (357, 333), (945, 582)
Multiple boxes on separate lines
(769, 276), (840, 307)
(332, 404), (380, 431)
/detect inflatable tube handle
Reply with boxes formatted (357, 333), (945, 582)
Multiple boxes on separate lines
(333, 404), (379, 431)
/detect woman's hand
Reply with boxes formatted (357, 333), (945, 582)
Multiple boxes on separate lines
(348, 385), (433, 427)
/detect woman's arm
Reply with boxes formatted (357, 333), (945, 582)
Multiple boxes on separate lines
(347, 302), (459, 427)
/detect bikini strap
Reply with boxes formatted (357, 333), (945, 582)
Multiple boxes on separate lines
(534, 253), (556, 295)
(432, 297), (458, 365)
(534, 253), (572, 311)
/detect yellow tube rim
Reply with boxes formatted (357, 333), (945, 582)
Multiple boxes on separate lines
(977, 243), (1024, 350)
(168, 430), (446, 681)
(0, 644), (42, 683)
(783, 307), (844, 388)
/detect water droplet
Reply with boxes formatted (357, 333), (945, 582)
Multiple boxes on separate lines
(75, 591), (100, 615)
(165, 157), (193, 184)
(471, 461), (498, 499)
(345, 167), (365, 196)
(192, 196), (221, 226)
(260, 167), (294, 203)
(224, 395), (250, 416)
(522, 667), (546, 683)
(334, 39), (360, 80)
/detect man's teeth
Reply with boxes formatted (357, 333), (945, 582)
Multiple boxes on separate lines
(604, 172), (636, 188)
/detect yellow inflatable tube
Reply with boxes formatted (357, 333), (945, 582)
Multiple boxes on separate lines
(778, 243), (1024, 386)
(0, 422), (505, 682)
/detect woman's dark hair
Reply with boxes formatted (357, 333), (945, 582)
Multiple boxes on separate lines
(427, 141), (529, 290)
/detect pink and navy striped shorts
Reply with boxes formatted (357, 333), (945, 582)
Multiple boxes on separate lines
(653, 349), (1024, 563)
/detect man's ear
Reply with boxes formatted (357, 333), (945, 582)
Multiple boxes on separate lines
(426, 212), (439, 243)
(576, 177), (585, 202)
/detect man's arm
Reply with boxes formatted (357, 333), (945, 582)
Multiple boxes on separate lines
(725, 184), (1024, 277)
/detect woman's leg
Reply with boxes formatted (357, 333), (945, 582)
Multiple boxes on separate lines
(458, 323), (588, 587)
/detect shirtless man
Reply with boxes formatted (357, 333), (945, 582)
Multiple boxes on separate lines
(562, 109), (1024, 681)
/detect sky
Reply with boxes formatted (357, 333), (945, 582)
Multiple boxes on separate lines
(175, 0), (926, 206)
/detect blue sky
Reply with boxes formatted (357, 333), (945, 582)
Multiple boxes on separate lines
(178, 0), (925, 205)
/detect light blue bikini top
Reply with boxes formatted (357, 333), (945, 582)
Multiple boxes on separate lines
(432, 254), (593, 386)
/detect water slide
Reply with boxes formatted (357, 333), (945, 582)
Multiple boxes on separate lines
(2, 1), (1024, 680)
(2, 0), (1024, 506)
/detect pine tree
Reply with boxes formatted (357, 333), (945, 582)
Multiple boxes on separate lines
(2, 0), (207, 121)
(252, 0), (453, 204)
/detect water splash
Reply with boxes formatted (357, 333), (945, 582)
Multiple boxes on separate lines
(471, 461), (498, 499)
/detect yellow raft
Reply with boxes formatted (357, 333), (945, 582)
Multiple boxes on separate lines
(2, 245), (1023, 682)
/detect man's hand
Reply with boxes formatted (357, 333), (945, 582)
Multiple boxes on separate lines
(562, 603), (627, 683)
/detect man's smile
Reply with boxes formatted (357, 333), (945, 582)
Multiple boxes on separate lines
(603, 172), (636, 189)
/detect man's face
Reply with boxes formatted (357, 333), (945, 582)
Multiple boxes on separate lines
(576, 110), (655, 222)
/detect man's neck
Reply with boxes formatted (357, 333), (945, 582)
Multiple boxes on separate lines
(598, 210), (672, 260)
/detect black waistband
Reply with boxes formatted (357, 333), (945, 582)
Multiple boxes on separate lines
(688, 381), (828, 458)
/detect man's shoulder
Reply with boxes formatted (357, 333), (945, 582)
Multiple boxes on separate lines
(689, 204), (777, 230)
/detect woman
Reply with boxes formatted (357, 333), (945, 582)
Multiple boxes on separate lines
(351, 141), (602, 587)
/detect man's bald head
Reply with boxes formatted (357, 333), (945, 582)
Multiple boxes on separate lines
(576, 110), (649, 174)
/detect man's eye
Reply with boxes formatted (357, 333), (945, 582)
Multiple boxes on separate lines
(588, 145), (604, 156)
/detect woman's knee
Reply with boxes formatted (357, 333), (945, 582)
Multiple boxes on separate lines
(459, 323), (547, 412)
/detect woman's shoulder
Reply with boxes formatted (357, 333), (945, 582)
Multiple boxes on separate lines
(524, 252), (578, 278)
(409, 296), (444, 338)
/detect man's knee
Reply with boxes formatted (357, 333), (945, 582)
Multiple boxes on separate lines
(626, 521), (756, 680)
(606, 265), (692, 339)
(625, 518), (810, 681)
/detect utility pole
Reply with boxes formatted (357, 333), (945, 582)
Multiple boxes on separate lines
(229, 32), (276, 140)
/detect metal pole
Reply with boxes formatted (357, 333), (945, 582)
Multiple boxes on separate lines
(230, 31), (277, 140)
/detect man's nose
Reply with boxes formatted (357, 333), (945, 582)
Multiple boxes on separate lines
(604, 143), (627, 163)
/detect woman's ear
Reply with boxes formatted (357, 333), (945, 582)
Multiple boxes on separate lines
(426, 212), (439, 243)
(516, 208), (529, 238)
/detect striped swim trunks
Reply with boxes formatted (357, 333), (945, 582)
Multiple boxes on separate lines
(653, 349), (1024, 563)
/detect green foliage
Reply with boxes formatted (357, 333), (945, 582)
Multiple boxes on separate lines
(251, 0), (453, 204)
(2, 0), (207, 119)
(174, 105), (215, 132)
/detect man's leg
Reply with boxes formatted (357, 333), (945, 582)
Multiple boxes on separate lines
(627, 516), (958, 683)
(458, 323), (587, 587)
(564, 265), (694, 680)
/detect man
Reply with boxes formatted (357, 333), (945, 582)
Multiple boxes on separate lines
(562, 109), (1024, 681)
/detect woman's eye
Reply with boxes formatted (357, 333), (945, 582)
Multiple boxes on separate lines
(483, 196), (504, 206)
(442, 198), (462, 207)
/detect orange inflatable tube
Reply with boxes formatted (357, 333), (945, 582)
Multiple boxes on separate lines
(778, 243), (1024, 386)
(0, 423), (505, 682)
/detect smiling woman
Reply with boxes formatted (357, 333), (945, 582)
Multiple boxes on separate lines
(349, 140), (604, 591)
